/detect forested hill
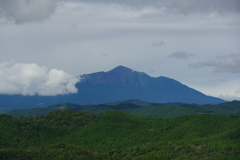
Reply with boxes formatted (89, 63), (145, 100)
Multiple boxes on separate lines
(0, 110), (240, 159)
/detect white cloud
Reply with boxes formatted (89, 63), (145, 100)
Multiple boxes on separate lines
(0, 0), (57, 23)
(0, 0), (239, 102)
(189, 53), (240, 73)
(0, 60), (80, 95)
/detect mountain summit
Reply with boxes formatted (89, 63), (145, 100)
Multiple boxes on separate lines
(76, 66), (224, 104)
(0, 66), (225, 108)
(80, 66), (150, 86)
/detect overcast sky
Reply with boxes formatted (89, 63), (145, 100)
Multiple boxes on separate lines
(0, 0), (240, 100)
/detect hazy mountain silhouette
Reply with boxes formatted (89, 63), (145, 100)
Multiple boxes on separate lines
(0, 66), (225, 108)
(75, 66), (224, 105)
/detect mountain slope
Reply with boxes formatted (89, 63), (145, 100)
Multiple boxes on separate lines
(75, 66), (224, 104)
(0, 66), (224, 108)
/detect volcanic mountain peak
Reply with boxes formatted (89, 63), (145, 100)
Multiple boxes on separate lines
(76, 66), (225, 104)
(80, 66), (150, 85)
(108, 66), (147, 76)
(109, 65), (132, 72)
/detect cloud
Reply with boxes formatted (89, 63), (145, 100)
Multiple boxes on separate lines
(147, 68), (155, 74)
(71, 0), (240, 14)
(168, 51), (195, 59)
(216, 94), (240, 101)
(0, 0), (57, 24)
(1, 0), (239, 24)
(0, 60), (80, 96)
(235, 90), (240, 95)
(161, 0), (240, 14)
(151, 41), (165, 47)
(100, 53), (108, 56)
(189, 53), (240, 73)
(208, 77), (226, 83)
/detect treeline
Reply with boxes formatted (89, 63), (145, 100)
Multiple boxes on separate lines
(6, 100), (240, 119)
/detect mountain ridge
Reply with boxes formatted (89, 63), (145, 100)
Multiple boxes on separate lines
(76, 65), (224, 104)
(80, 66), (151, 86)
(0, 65), (225, 108)
(6, 100), (240, 118)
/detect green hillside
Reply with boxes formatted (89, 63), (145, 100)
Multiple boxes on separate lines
(105, 99), (152, 107)
(7, 103), (85, 118)
(0, 110), (240, 159)
(124, 105), (198, 118)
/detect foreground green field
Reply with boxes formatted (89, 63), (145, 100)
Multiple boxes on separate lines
(0, 110), (240, 159)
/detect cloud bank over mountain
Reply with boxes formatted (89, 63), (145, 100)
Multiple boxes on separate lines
(0, 61), (80, 95)
(0, 0), (239, 101)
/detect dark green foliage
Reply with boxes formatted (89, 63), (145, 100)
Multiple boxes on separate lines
(7, 103), (86, 118)
(124, 105), (198, 118)
(0, 114), (19, 148)
(0, 110), (240, 159)
(0, 144), (109, 160)
(105, 99), (152, 107)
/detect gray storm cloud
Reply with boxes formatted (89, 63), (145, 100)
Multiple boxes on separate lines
(151, 41), (165, 47)
(189, 53), (240, 73)
(1, 0), (239, 24)
(168, 51), (195, 59)
(162, 0), (240, 14)
(71, 0), (240, 14)
(0, 0), (56, 23)
(0, 61), (80, 95)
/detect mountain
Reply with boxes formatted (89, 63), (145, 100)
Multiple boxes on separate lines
(75, 66), (224, 104)
(0, 66), (225, 108)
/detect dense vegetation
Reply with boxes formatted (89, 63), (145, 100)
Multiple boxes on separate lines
(1, 109), (240, 159)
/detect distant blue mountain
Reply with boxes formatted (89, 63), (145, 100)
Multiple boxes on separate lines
(0, 66), (225, 108)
